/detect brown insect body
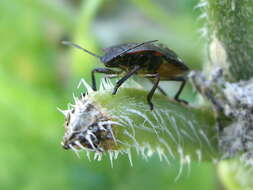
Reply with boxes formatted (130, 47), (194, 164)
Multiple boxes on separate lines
(63, 40), (189, 110)
(102, 43), (189, 80)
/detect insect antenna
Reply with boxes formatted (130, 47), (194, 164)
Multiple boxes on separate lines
(62, 41), (102, 59)
(118, 40), (158, 57)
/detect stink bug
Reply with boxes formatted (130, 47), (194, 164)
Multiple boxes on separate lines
(63, 40), (189, 110)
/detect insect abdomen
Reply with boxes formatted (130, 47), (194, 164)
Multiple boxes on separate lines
(156, 59), (189, 79)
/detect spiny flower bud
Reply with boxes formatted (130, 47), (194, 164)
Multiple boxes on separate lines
(59, 78), (217, 169)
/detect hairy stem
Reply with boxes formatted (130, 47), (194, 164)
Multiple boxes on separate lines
(204, 0), (253, 81)
(200, 0), (253, 189)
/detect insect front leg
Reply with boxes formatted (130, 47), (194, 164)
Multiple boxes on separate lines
(147, 73), (160, 110)
(112, 65), (141, 95)
(91, 68), (120, 91)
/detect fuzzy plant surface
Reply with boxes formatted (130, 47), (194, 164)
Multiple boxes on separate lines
(59, 79), (218, 168)
(200, 0), (253, 81)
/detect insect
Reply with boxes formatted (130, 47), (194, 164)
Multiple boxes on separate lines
(63, 40), (189, 110)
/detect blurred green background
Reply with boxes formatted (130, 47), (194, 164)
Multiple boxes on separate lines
(0, 0), (218, 189)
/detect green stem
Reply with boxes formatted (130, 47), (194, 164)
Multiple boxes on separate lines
(205, 0), (253, 81)
(202, 0), (253, 189)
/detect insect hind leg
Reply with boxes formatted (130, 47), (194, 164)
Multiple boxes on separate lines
(170, 77), (188, 104)
(148, 79), (167, 96)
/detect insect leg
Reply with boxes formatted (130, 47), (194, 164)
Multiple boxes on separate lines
(148, 79), (167, 96)
(112, 65), (141, 95)
(170, 77), (188, 104)
(91, 68), (120, 91)
(147, 73), (160, 110)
